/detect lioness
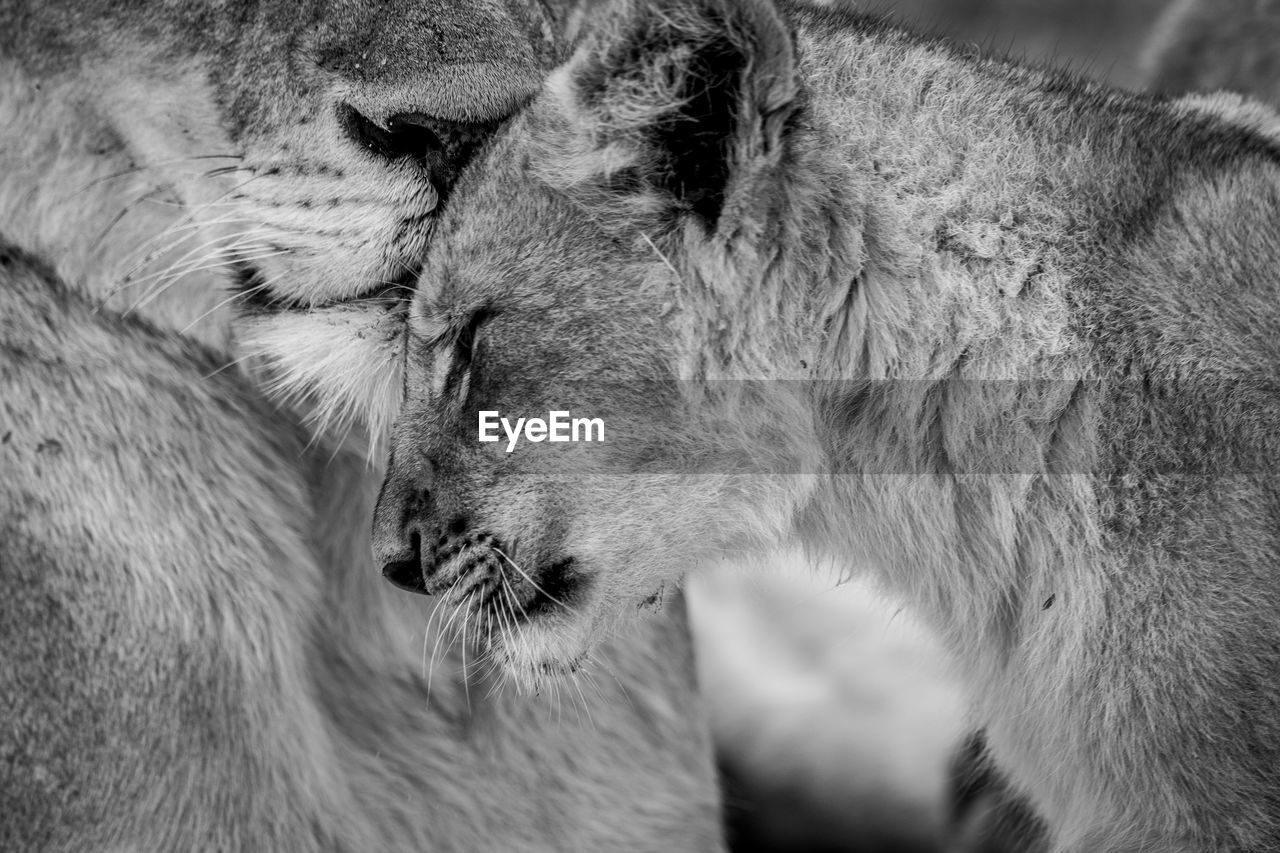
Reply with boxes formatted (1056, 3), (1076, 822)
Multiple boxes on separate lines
(375, 0), (1280, 849)
(0, 0), (565, 438)
(2, 0), (724, 849)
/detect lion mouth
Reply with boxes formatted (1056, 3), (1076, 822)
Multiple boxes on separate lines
(386, 530), (586, 634)
(440, 546), (582, 627)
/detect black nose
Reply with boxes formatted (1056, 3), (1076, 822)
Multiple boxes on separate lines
(371, 464), (434, 596)
(377, 533), (426, 594)
(338, 103), (440, 161)
(337, 104), (494, 189)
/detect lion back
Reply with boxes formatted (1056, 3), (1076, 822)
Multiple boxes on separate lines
(0, 237), (359, 851)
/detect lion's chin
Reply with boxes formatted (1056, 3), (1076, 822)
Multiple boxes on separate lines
(484, 617), (598, 694)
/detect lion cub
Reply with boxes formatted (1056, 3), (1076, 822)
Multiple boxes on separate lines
(373, 0), (1280, 849)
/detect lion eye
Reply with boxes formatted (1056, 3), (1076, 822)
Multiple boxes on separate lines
(453, 308), (489, 364)
(429, 309), (491, 401)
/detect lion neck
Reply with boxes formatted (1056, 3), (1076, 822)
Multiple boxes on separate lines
(738, 24), (1128, 669)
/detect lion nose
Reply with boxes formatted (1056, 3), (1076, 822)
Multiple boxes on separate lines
(371, 464), (435, 595)
(380, 546), (427, 593)
(336, 103), (490, 193)
(338, 103), (442, 164)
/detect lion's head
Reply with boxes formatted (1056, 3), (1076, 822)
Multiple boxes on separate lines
(2, 0), (571, 440)
(373, 0), (846, 687)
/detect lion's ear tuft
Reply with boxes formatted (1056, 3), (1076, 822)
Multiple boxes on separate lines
(556, 0), (799, 227)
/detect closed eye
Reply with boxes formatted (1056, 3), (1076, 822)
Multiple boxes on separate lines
(453, 307), (491, 366)
(429, 307), (493, 400)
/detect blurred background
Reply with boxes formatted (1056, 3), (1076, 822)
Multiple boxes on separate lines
(684, 1), (1170, 851)
(869, 0), (1166, 89)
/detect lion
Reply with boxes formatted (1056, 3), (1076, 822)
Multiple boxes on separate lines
(0, 0), (568, 440)
(1, 1), (725, 849)
(374, 0), (1280, 849)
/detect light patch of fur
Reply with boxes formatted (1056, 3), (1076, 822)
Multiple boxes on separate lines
(1173, 92), (1280, 141)
(688, 558), (968, 850)
(238, 302), (405, 450)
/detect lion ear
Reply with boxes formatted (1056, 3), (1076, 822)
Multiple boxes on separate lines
(555, 0), (799, 227)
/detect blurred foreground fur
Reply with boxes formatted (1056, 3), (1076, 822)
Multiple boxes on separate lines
(378, 0), (1280, 849)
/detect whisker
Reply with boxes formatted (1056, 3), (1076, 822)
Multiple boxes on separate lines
(570, 673), (595, 733)
(421, 584), (455, 685)
(128, 245), (287, 317)
(122, 232), (280, 299)
(460, 594), (475, 713)
(89, 187), (167, 251)
(108, 217), (261, 294)
(111, 215), (246, 276)
(52, 153), (244, 204)
(138, 196), (246, 210)
(369, 281), (419, 298)
(177, 276), (280, 335)
(201, 164), (258, 179)
(588, 652), (636, 712)
(496, 569), (537, 676)
(201, 352), (256, 381)
(484, 594), (515, 701)
(579, 664), (610, 707)
(555, 668), (570, 729)
(494, 572), (535, 683)
(496, 562), (532, 623)
(640, 231), (682, 279)
(421, 613), (435, 684)
(427, 577), (465, 701)
(492, 547), (572, 613)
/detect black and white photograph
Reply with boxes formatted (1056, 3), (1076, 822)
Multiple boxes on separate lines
(3, 0), (1279, 850)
